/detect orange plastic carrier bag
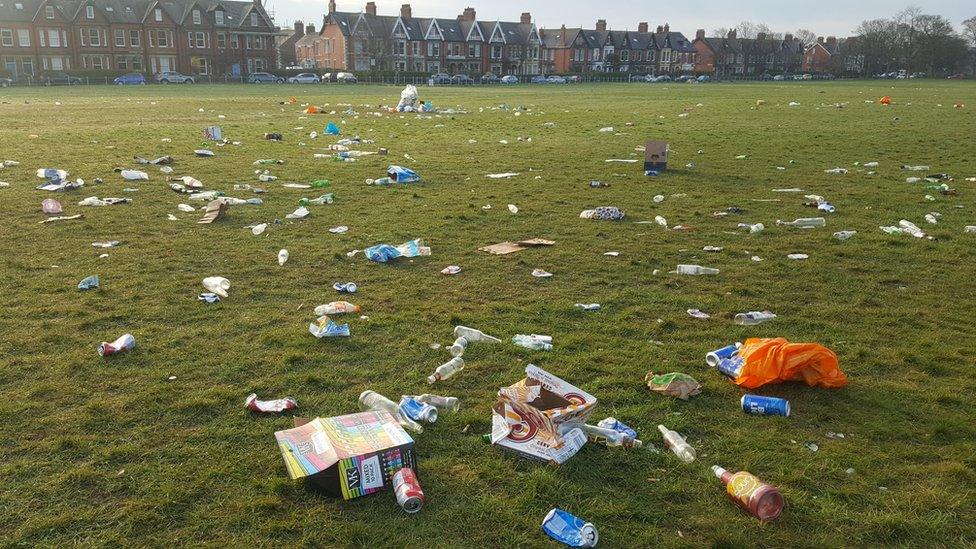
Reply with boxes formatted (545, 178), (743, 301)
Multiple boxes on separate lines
(734, 338), (847, 389)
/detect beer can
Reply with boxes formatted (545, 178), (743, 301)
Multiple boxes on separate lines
(706, 343), (741, 367)
(98, 333), (136, 356)
(393, 467), (425, 514)
(741, 394), (790, 417)
(717, 356), (744, 379)
(399, 397), (438, 423)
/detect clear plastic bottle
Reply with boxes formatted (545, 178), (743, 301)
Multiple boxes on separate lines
(776, 217), (826, 228)
(658, 425), (696, 463)
(427, 357), (464, 384)
(655, 215), (668, 228)
(453, 325), (501, 343)
(711, 465), (785, 521)
(833, 230), (857, 241)
(512, 334), (553, 351)
(417, 394), (460, 413)
(738, 223), (765, 233)
(277, 249), (289, 266)
(359, 390), (423, 433)
(449, 336), (468, 357)
(580, 423), (643, 448)
(733, 311), (777, 326)
(676, 264), (720, 275)
(258, 173), (277, 182)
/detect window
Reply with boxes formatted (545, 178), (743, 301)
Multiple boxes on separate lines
(411, 42), (419, 56)
(0, 29), (12, 47)
(45, 5), (55, 18)
(50, 56), (62, 70)
(231, 34), (238, 48)
(195, 32), (205, 48)
(216, 32), (225, 47)
(426, 42), (439, 56)
(47, 29), (60, 47)
(118, 56), (127, 69)
(620, 50), (629, 62)
(18, 28), (30, 47)
(158, 31), (168, 47)
(115, 29), (124, 47)
(132, 56), (142, 70)
(39, 29), (46, 47)
(215, 11), (224, 25)
(92, 56), (103, 69)
(130, 30), (140, 46)
(22, 57), (33, 74)
(88, 28), (100, 46)
(491, 45), (501, 59)
(85, 5), (94, 19)
(154, 8), (162, 22)
(470, 43), (480, 57)
(254, 58), (263, 70)
(192, 10), (201, 25)
(250, 13), (258, 27)
(394, 40), (404, 55)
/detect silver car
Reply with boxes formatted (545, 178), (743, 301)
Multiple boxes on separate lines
(287, 72), (320, 84)
(156, 71), (194, 84)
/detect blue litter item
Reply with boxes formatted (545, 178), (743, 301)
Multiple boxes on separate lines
(542, 508), (599, 547)
(333, 282), (358, 293)
(325, 122), (341, 135)
(308, 316), (350, 338)
(364, 239), (428, 263)
(78, 275), (100, 290)
(198, 292), (221, 304)
(596, 417), (638, 440)
(387, 165), (421, 183)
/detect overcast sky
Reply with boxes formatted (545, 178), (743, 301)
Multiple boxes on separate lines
(268, 0), (974, 37)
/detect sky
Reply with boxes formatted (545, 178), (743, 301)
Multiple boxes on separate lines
(267, 0), (974, 37)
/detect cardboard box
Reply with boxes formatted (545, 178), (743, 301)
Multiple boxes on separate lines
(274, 411), (416, 500)
(644, 140), (668, 173)
(491, 364), (597, 464)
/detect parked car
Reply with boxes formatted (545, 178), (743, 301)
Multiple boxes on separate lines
(481, 73), (500, 84)
(247, 72), (284, 83)
(566, 75), (581, 83)
(114, 72), (147, 85)
(675, 75), (695, 83)
(696, 75), (711, 83)
(530, 75), (548, 84)
(500, 75), (519, 84)
(336, 72), (357, 83)
(430, 73), (451, 85)
(650, 75), (672, 83)
(0, 77), (12, 88)
(546, 75), (567, 84)
(772, 74), (787, 81)
(43, 72), (82, 86)
(451, 74), (474, 85)
(630, 74), (652, 82)
(156, 71), (194, 84)
(288, 73), (321, 84)
(320, 72), (333, 83)
(947, 73), (966, 80)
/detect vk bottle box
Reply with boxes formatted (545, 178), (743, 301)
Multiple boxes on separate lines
(274, 410), (416, 500)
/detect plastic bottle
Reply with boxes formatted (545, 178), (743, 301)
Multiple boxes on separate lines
(417, 394), (460, 413)
(310, 179), (331, 188)
(277, 249), (289, 266)
(655, 215), (668, 228)
(580, 423), (643, 448)
(512, 334), (553, 351)
(453, 325), (501, 343)
(367, 177), (394, 186)
(833, 230), (857, 241)
(359, 390), (423, 433)
(658, 425), (696, 463)
(676, 264), (720, 275)
(313, 301), (360, 316)
(258, 173), (277, 182)
(733, 311), (777, 326)
(449, 336), (468, 357)
(300, 193), (335, 206)
(202, 276), (231, 298)
(738, 223), (765, 233)
(776, 217), (826, 229)
(427, 357), (464, 384)
(898, 219), (927, 239)
(710, 465), (785, 521)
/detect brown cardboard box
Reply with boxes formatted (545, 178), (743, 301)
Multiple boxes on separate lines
(644, 140), (668, 173)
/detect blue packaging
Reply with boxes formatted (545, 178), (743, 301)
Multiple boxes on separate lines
(717, 356), (744, 379)
(741, 394), (791, 417)
(399, 397), (438, 423)
(542, 508), (599, 548)
(706, 343), (741, 367)
(596, 417), (638, 439)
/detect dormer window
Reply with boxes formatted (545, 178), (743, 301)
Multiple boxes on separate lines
(192, 10), (201, 25)
(154, 8), (162, 21)
(14, 2), (23, 9)
(215, 10), (224, 25)
(85, 5), (94, 19)
(250, 12), (257, 27)
(45, 5), (54, 18)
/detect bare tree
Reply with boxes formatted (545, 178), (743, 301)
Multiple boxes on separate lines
(962, 16), (976, 47)
(712, 27), (730, 38)
(794, 29), (817, 46)
(736, 21), (758, 39)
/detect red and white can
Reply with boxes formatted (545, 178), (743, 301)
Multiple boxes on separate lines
(392, 467), (425, 514)
(98, 333), (136, 356)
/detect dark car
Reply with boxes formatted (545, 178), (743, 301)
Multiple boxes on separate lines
(114, 72), (147, 85)
(947, 73), (965, 80)
(452, 74), (474, 85)
(481, 72), (500, 84)
(247, 72), (284, 84)
(530, 75), (548, 84)
(43, 72), (82, 86)
(430, 73), (451, 85)
(0, 77), (12, 88)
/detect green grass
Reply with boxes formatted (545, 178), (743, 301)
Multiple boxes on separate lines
(1, 81), (975, 546)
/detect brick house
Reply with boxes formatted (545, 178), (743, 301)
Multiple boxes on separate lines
(802, 36), (837, 73)
(276, 19), (302, 68)
(695, 29), (803, 77)
(0, 0), (276, 81)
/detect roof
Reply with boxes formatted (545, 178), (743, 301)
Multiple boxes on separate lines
(0, 0), (43, 22)
(432, 17), (463, 41)
(325, 10), (358, 37)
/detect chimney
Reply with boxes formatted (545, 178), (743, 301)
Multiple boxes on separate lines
(656, 25), (663, 34)
(695, 28), (704, 40)
(784, 33), (793, 42)
(728, 29), (736, 39)
(638, 22), (648, 33)
(520, 12), (531, 25)
(294, 20), (304, 34)
(826, 36), (837, 46)
(595, 19), (606, 32)
(817, 36), (824, 44)
(757, 32), (766, 42)
(459, 7), (475, 22)
(328, 0), (336, 14)
(663, 23), (669, 33)
(365, 1), (376, 16)
(560, 24), (567, 46)
(306, 23), (315, 34)
(400, 3), (411, 20)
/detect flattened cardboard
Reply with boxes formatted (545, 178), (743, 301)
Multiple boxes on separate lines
(479, 239), (556, 255)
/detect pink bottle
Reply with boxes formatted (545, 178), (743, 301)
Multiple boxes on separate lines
(711, 465), (784, 521)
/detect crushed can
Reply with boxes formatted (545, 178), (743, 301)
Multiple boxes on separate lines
(98, 333), (135, 356)
(392, 467), (425, 513)
(245, 394), (298, 413)
(741, 395), (790, 417)
(717, 356), (744, 379)
(399, 397), (438, 423)
(542, 508), (598, 547)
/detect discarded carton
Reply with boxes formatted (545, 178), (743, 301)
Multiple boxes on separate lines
(490, 364), (596, 464)
(644, 140), (668, 174)
(479, 238), (555, 256)
(274, 411), (417, 500)
(203, 126), (222, 141)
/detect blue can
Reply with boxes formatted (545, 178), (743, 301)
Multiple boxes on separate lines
(596, 417), (638, 439)
(717, 356), (744, 379)
(399, 397), (438, 423)
(706, 343), (741, 367)
(542, 508), (599, 548)
(741, 394), (791, 417)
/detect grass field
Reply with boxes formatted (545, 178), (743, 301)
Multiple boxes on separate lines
(1, 81), (975, 547)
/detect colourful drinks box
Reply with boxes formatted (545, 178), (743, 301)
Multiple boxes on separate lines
(274, 411), (416, 500)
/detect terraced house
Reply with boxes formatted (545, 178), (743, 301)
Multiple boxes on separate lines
(693, 29), (805, 77)
(539, 22), (697, 75)
(300, 2), (542, 75)
(0, 0), (277, 81)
